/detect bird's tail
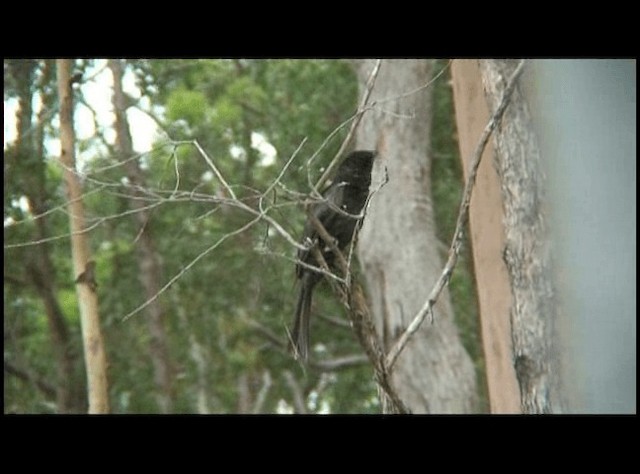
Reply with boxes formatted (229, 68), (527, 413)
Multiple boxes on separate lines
(291, 278), (313, 362)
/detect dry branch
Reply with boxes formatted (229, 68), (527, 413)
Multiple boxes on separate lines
(384, 59), (527, 371)
(315, 59), (382, 191)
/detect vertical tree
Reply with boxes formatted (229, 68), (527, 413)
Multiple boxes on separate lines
(450, 59), (522, 413)
(353, 59), (478, 413)
(4, 59), (85, 413)
(451, 59), (560, 413)
(478, 59), (560, 414)
(57, 59), (110, 414)
(108, 59), (175, 413)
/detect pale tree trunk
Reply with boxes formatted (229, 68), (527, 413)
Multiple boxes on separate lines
(57, 59), (110, 414)
(476, 59), (560, 413)
(353, 59), (478, 413)
(109, 59), (175, 414)
(450, 60), (522, 413)
(6, 59), (85, 412)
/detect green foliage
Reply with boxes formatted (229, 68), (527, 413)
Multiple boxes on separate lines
(4, 59), (482, 414)
(107, 59), (370, 413)
(166, 88), (209, 125)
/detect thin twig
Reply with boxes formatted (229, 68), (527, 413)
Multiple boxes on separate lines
(3, 185), (106, 229)
(5, 200), (164, 249)
(374, 59), (453, 107)
(247, 319), (288, 349)
(261, 137), (307, 205)
(189, 141), (309, 253)
(385, 59), (527, 370)
(252, 370), (273, 414)
(192, 139), (237, 200)
(315, 59), (382, 191)
(310, 354), (369, 371)
(347, 282), (410, 414)
(283, 370), (307, 414)
(121, 215), (261, 322)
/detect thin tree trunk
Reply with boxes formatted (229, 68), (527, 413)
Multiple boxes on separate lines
(354, 59), (478, 413)
(57, 59), (110, 414)
(477, 59), (560, 414)
(7, 59), (84, 413)
(109, 59), (175, 414)
(173, 289), (213, 414)
(450, 59), (522, 413)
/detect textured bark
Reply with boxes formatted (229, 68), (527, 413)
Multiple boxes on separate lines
(109, 59), (175, 413)
(478, 59), (560, 413)
(57, 59), (110, 414)
(354, 59), (478, 413)
(450, 60), (522, 413)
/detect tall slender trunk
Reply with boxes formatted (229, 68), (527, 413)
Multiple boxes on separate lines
(450, 59), (522, 413)
(477, 59), (560, 413)
(57, 59), (110, 414)
(109, 59), (175, 413)
(7, 59), (85, 412)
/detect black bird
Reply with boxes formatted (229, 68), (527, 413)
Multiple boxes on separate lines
(291, 150), (375, 361)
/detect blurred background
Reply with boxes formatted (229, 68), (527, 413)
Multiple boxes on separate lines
(4, 59), (635, 414)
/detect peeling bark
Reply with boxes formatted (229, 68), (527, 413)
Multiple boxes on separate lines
(478, 59), (560, 413)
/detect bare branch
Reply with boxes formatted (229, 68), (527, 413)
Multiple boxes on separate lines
(3, 185), (106, 230)
(315, 59), (382, 191)
(375, 59), (453, 107)
(4, 199), (164, 249)
(192, 139), (237, 201)
(252, 370), (273, 414)
(246, 319), (288, 350)
(385, 59), (527, 371)
(261, 137), (307, 204)
(316, 312), (351, 329)
(347, 282), (410, 414)
(283, 370), (308, 414)
(4, 358), (57, 400)
(310, 354), (369, 371)
(121, 215), (261, 322)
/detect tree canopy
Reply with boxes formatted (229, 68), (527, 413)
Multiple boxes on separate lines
(4, 59), (482, 413)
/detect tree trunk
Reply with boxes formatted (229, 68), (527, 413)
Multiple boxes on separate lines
(7, 59), (85, 413)
(109, 59), (175, 414)
(353, 59), (478, 413)
(57, 59), (110, 414)
(477, 59), (560, 413)
(450, 59), (522, 413)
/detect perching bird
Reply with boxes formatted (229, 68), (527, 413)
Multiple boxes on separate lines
(75, 260), (98, 292)
(291, 150), (376, 361)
